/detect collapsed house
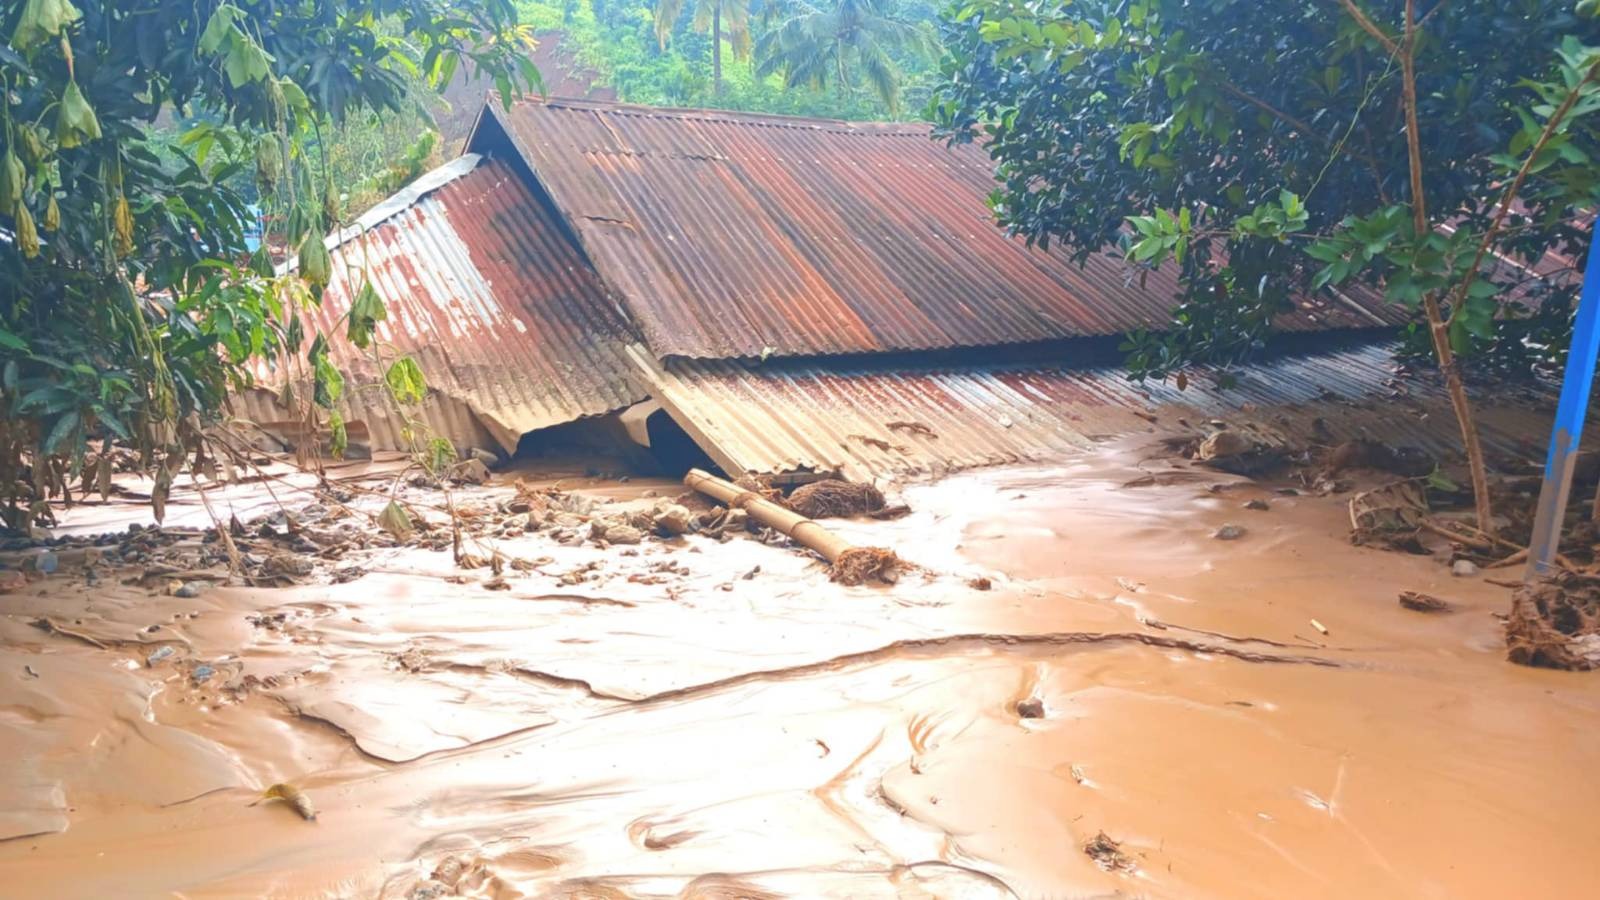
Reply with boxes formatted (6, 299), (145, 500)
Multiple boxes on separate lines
(249, 96), (1550, 481)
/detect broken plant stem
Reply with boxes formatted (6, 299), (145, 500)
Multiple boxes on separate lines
(192, 469), (245, 578)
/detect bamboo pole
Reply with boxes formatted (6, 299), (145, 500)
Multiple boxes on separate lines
(684, 468), (853, 561)
(683, 468), (898, 584)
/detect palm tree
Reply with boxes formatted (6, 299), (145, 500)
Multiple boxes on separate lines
(654, 0), (752, 98)
(753, 0), (932, 113)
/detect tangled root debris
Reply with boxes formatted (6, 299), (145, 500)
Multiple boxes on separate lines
(830, 547), (898, 586)
(1506, 574), (1600, 671)
(732, 474), (783, 504)
(788, 479), (886, 519)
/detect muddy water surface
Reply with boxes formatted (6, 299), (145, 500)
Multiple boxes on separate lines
(3, 444), (1598, 898)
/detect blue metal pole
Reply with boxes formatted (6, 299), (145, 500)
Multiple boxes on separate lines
(1527, 225), (1600, 580)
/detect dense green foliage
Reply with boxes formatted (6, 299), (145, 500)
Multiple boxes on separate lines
(756, 0), (936, 112)
(0, 0), (539, 524)
(934, 0), (1600, 380)
(520, 0), (941, 118)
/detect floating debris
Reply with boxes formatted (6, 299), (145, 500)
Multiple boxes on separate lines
(259, 783), (317, 821)
(1084, 831), (1137, 873)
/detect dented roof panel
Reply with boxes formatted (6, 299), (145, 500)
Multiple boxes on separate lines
(488, 98), (1404, 361)
(634, 343), (1548, 481)
(259, 155), (643, 453)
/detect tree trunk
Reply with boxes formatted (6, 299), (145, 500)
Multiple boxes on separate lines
(713, 4), (722, 97)
(1396, 0), (1496, 535)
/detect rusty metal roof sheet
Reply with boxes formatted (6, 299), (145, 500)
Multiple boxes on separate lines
(256, 154), (644, 453)
(483, 98), (1404, 361)
(633, 342), (1548, 482)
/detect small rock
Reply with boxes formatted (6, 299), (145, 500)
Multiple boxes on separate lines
(605, 524), (644, 545)
(1243, 499), (1270, 511)
(1017, 698), (1045, 719)
(261, 554), (315, 579)
(653, 504), (694, 536)
(453, 458), (491, 485)
(1198, 430), (1251, 461)
(467, 447), (499, 467)
(174, 582), (204, 599)
(968, 576), (993, 591)
(481, 576), (510, 591)
(1452, 559), (1479, 577)
(1213, 524), (1247, 541)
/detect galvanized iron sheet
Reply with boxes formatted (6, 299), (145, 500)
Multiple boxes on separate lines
(634, 343), (1549, 482)
(488, 98), (1404, 361)
(253, 155), (643, 453)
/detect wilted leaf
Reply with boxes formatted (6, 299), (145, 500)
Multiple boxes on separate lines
(377, 500), (412, 540)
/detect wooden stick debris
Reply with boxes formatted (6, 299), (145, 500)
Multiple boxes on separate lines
(683, 468), (898, 584)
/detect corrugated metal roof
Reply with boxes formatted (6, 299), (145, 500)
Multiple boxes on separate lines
(633, 342), (1549, 482)
(484, 97), (1404, 361)
(252, 154), (644, 453)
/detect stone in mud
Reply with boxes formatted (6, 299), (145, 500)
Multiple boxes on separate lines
(453, 458), (491, 485)
(1197, 430), (1251, 460)
(1213, 523), (1247, 541)
(1016, 697), (1045, 718)
(605, 524), (645, 545)
(261, 553), (315, 579)
(1243, 498), (1270, 511)
(1452, 559), (1480, 577)
(174, 582), (204, 599)
(653, 504), (694, 536)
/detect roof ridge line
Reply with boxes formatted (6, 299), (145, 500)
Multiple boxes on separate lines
(522, 95), (931, 135)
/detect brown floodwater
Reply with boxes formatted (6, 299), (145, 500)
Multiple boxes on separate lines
(3, 442), (1598, 898)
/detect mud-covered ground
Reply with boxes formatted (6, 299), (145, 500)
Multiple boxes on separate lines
(3, 441), (1599, 898)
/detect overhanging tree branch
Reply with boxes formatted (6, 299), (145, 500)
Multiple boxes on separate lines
(1445, 60), (1600, 322)
(1337, 0), (1401, 54)
(1214, 79), (1383, 169)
